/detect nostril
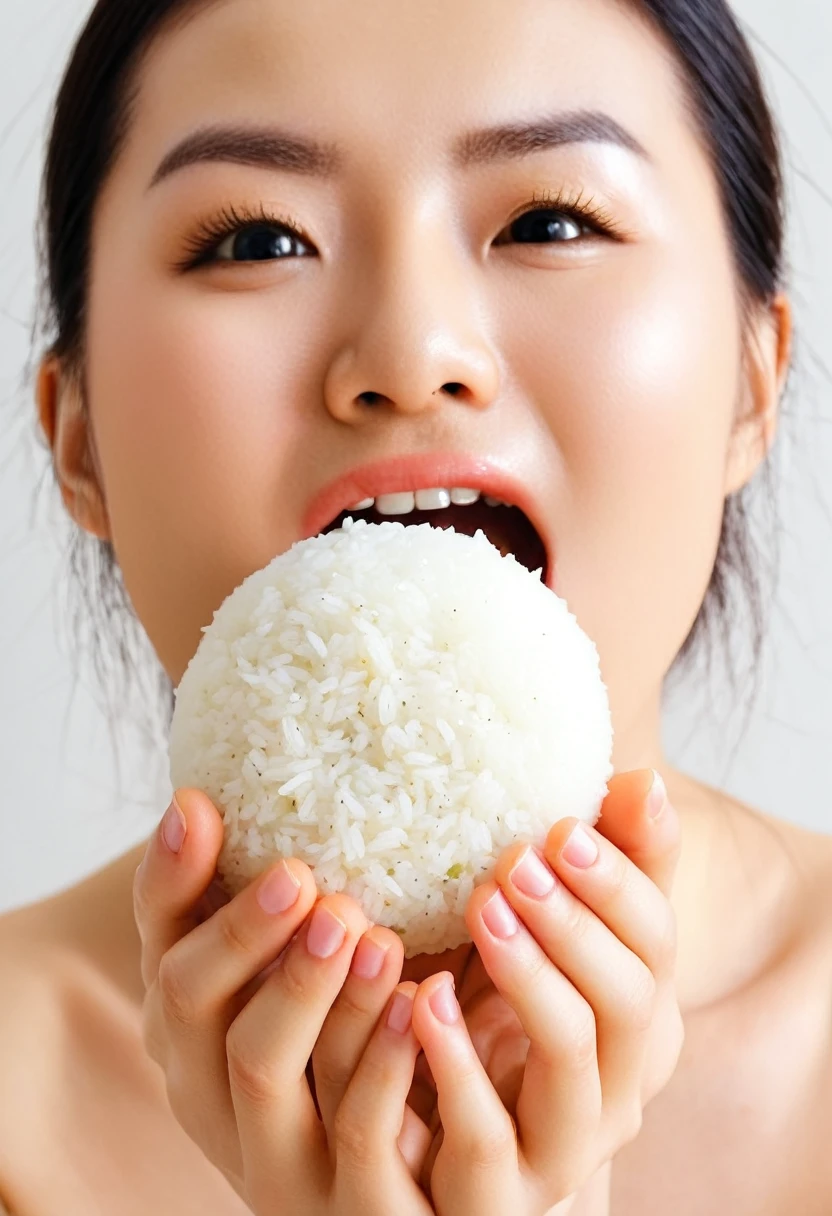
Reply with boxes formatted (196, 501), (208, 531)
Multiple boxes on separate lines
(355, 383), (466, 409)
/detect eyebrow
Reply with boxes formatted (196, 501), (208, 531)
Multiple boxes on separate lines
(147, 108), (650, 190)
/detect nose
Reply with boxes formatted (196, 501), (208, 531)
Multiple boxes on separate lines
(323, 230), (501, 424)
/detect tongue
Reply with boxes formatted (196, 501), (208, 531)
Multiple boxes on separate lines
(337, 502), (548, 578)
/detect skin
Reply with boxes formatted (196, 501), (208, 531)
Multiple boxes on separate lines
(4, 0), (831, 1212)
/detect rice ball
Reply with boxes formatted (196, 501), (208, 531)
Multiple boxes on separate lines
(169, 519), (613, 956)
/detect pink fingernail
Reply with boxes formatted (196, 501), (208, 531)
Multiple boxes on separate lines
(306, 905), (347, 959)
(351, 934), (388, 979)
(257, 861), (301, 914)
(429, 977), (460, 1026)
(561, 824), (599, 868)
(387, 989), (414, 1034)
(481, 889), (519, 940)
(162, 797), (186, 854)
(647, 770), (667, 819)
(510, 847), (556, 898)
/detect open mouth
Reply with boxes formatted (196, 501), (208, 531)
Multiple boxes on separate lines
(321, 487), (549, 583)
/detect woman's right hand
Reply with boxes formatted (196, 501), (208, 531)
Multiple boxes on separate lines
(132, 787), (435, 1214)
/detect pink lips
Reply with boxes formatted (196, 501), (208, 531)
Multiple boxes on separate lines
(301, 452), (556, 590)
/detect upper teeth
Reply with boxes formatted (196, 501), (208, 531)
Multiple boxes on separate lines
(347, 487), (507, 515)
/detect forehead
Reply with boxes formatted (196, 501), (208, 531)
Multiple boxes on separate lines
(130, 0), (693, 173)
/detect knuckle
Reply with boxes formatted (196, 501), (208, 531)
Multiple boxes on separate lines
(520, 945), (551, 990)
(157, 953), (196, 1029)
(598, 848), (629, 899)
(311, 1050), (350, 1098)
(560, 898), (593, 949)
(275, 950), (310, 1006)
(654, 907), (678, 972)
(334, 1105), (378, 1169)
(621, 962), (657, 1031)
(567, 1005), (598, 1071)
(226, 1021), (281, 1108)
(333, 979), (378, 1021)
(458, 1118), (516, 1170)
(217, 909), (259, 960)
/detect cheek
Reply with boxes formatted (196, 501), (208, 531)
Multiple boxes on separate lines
(85, 259), (318, 676)
(501, 243), (742, 722)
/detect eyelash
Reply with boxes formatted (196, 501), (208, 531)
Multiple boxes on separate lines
(175, 187), (627, 271)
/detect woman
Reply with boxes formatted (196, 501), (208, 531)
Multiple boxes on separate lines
(0, 0), (829, 1211)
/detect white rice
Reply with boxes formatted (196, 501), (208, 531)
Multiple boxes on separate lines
(169, 519), (613, 956)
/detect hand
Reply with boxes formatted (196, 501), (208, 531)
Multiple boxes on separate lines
(133, 788), (437, 1215)
(407, 769), (685, 1215)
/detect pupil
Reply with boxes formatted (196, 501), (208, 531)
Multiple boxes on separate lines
(512, 211), (577, 243)
(233, 226), (295, 261)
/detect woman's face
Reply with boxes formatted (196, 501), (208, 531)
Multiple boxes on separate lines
(66, 0), (783, 764)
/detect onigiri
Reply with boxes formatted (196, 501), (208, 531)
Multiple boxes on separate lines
(169, 519), (613, 956)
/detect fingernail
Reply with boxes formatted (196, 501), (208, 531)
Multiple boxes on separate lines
(162, 796), (186, 854)
(481, 889), (520, 939)
(306, 904), (347, 959)
(351, 933), (389, 980)
(429, 976), (460, 1026)
(257, 861), (301, 914)
(647, 770), (668, 819)
(510, 847), (556, 898)
(561, 823), (598, 868)
(387, 988), (414, 1034)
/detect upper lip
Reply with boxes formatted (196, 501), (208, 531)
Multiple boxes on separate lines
(301, 452), (555, 588)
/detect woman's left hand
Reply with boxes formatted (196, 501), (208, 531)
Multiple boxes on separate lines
(409, 768), (685, 1216)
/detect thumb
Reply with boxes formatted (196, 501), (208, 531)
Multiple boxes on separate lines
(591, 768), (682, 899)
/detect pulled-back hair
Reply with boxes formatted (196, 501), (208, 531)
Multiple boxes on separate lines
(34, 0), (788, 737)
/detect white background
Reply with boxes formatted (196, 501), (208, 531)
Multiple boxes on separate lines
(1, 0), (830, 914)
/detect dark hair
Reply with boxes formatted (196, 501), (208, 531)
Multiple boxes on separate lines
(33, 0), (789, 740)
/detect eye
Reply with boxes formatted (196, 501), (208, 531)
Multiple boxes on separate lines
(214, 223), (312, 263)
(175, 203), (316, 271)
(500, 210), (585, 244)
(493, 190), (623, 248)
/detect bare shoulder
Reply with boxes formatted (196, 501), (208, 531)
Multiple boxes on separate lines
(0, 855), (151, 1206)
(0, 894), (81, 1078)
(0, 895), (90, 1201)
(615, 776), (832, 1214)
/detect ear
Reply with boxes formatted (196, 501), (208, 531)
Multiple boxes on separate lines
(724, 292), (793, 497)
(36, 355), (111, 541)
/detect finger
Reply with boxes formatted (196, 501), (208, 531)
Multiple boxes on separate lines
(590, 769), (681, 898)
(313, 924), (405, 1141)
(540, 809), (677, 982)
(495, 842), (656, 1119)
(145, 854), (318, 1176)
(464, 887), (601, 1186)
(334, 982), (433, 1198)
(411, 973), (520, 1215)
(226, 893), (370, 1185)
(155, 854), (317, 1032)
(133, 788), (225, 988)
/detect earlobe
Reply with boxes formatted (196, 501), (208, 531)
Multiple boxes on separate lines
(36, 354), (112, 542)
(724, 292), (793, 497)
